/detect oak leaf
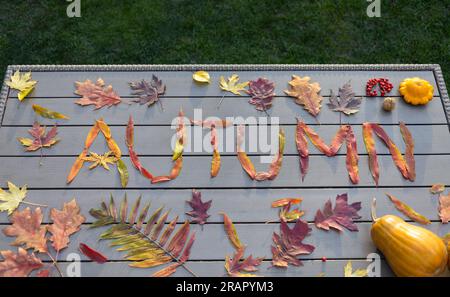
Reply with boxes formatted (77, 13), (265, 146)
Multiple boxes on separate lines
(0, 182), (28, 215)
(3, 207), (48, 253)
(82, 151), (118, 170)
(271, 219), (315, 268)
(284, 75), (322, 117)
(17, 122), (59, 152)
(74, 78), (122, 109)
(48, 199), (85, 252)
(0, 248), (43, 277)
(130, 75), (166, 107)
(439, 193), (450, 224)
(314, 193), (362, 232)
(386, 193), (431, 225)
(6, 70), (37, 101)
(186, 190), (211, 225)
(225, 246), (263, 277)
(32, 104), (69, 120)
(246, 78), (276, 112)
(327, 81), (362, 115)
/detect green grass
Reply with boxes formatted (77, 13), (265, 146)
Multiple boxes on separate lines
(0, 0), (449, 84)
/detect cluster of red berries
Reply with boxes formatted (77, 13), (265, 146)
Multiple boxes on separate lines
(366, 78), (394, 96)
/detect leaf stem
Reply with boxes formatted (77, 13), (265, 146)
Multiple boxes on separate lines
(371, 197), (379, 222)
(20, 201), (48, 208)
(217, 95), (225, 109)
(46, 251), (63, 277)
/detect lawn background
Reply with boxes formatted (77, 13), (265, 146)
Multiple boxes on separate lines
(0, 0), (449, 84)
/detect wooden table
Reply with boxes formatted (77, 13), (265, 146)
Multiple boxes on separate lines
(0, 64), (449, 277)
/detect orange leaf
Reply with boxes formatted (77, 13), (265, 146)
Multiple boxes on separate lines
(271, 198), (303, 208)
(74, 78), (122, 109)
(400, 122), (416, 181)
(66, 151), (87, 184)
(296, 119), (309, 181)
(0, 248), (43, 277)
(221, 213), (242, 250)
(345, 126), (359, 184)
(284, 75), (322, 117)
(362, 123), (379, 186)
(439, 193), (450, 224)
(387, 193), (431, 225)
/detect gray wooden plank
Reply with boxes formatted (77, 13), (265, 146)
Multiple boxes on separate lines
(52, 260), (396, 277)
(1, 223), (448, 261)
(0, 155), (448, 188)
(0, 188), (444, 224)
(7, 70), (439, 98)
(1, 124), (448, 156)
(2, 96), (447, 126)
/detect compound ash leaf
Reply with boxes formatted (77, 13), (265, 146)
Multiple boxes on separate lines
(314, 193), (362, 232)
(438, 193), (450, 224)
(79, 243), (108, 264)
(327, 81), (362, 115)
(186, 190), (212, 225)
(82, 151), (118, 171)
(6, 70), (37, 101)
(344, 261), (367, 277)
(246, 78), (276, 112)
(284, 75), (322, 118)
(0, 248), (43, 277)
(219, 74), (249, 96)
(130, 75), (166, 107)
(48, 199), (85, 252)
(74, 78), (122, 109)
(386, 193), (431, 225)
(225, 246), (263, 277)
(32, 104), (69, 120)
(3, 207), (48, 253)
(193, 71), (211, 84)
(272, 219), (315, 268)
(0, 182), (28, 215)
(430, 184), (445, 194)
(221, 213), (243, 250)
(17, 122), (59, 152)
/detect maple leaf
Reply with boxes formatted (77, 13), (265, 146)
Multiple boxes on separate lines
(271, 219), (315, 268)
(225, 246), (263, 277)
(220, 74), (249, 95)
(74, 78), (122, 109)
(327, 81), (362, 115)
(439, 192), (450, 224)
(344, 261), (368, 277)
(130, 75), (166, 107)
(17, 122), (59, 152)
(0, 182), (27, 215)
(3, 207), (48, 253)
(82, 151), (118, 170)
(386, 193), (431, 225)
(284, 75), (322, 117)
(246, 78), (276, 112)
(0, 248), (43, 277)
(6, 70), (37, 101)
(48, 199), (85, 252)
(186, 190), (212, 225)
(314, 193), (362, 232)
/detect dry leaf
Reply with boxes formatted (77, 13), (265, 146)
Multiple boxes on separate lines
(82, 151), (118, 170)
(430, 184), (445, 194)
(386, 193), (431, 225)
(247, 78), (276, 112)
(284, 75), (322, 117)
(186, 190), (212, 225)
(362, 123), (379, 185)
(0, 248), (43, 277)
(439, 193), (450, 224)
(117, 159), (129, 188)
(193, 71), (211, 83)
(32, 104), (69, 120)
(296, 119), (309, 181)
(314, 193), (362, 232)
(74, 78), (122, 109)
(79, 243), (107, 264)
(210, 124), (221, 177)
(6, 70), (37, 101)
(345, 126), (360, 184)
(48, 199), (85, 252)
(17, 122), (59, 152)
(344, 261), (367, 277)
(221, 212), (243, 250)
(130, 75), (166, 107)
(327, 81), (362, 115)
(225, 246), (263, 277)
(0, 182), (28, 215)
(219, 74), (249, 95)
(271, 198), (304, 222)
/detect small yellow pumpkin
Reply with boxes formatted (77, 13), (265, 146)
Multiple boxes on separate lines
(370, 198), (448, 277)
(399, 77), (434, 105)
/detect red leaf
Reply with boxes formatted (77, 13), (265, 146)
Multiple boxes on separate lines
(314, 193), (362, 232)
(186, 190), (212, 225)
(17, 122), (59, 152)
(225, 246), (263, 277)
(79, 243), (108, 264)
(246, 78), (276, 112)
(36, 269), (50, 277)
(0, 248), (43, 277)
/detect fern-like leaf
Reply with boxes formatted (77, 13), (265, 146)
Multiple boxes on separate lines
(89, 194), (197, 277)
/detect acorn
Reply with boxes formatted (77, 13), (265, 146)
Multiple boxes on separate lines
(382, 97), (396, 112)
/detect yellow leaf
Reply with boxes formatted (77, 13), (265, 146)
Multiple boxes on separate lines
(6, 71), (37, 101)
(0, 182), (27, 215)
(193, 71), (211, 84)
(219, 75), (249, 95)
(32, 104), (69, 120)
(344, 261), (368, 277)
(17, 138), (34, 147)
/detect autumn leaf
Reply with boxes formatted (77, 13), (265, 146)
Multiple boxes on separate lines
(79, 243), (107, 264)
(271, 198), (304, 222)
(3, 207), (48, 253)
(74, 78), (122, 109)
(193, 71), (211, 83)
(386, 193), (431, 225)
(6, 70), (37, 101)
(210, 124), (221, 177)
(130, 75), (166, 108)
(17, 122), (59, 152)
(430, 184), (445, 194)
(221, 213), (243, 250)
(284, 75), (322, 118)
(186, 190), (212, 225)
(362, 123), (380, 185)
(246, 78), (276, 113)
(314, 193), (362, 232)
(48, 199), (85, 252)
(32, 104), (69, 120)
(344, 261), (367, 277)
(345, 126), (360, 184)
(296, 119), (309, 181)
(439, 192), (450, 224)
(0, 182), (27, 215)
(82, 151), (118, 170)
(327, 81), (362, 115)
(225, 246), (263, 277)
(0, 248), (43, 277)
(117, 159), (129, 188)
(218, 74), (249, 108)
(272, 219), (315, 268)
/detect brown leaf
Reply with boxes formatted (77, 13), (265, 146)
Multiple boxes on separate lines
(17, 122), (59, 152)
(284, 75), (322, 117)
(386, 193), (431, 225)
(75, 78), (122, 109)
(327, 81), (362, 115)
(246, 78), (276, 112)
(130, 75), (166, 107)
(225, 246), (263, 277)
(48, 199), (85, 252)
(186, 190), (211, 225)
(439, 193), (450, 224)
(0, 248), (43, 277)
(3, 207), (48, 253)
